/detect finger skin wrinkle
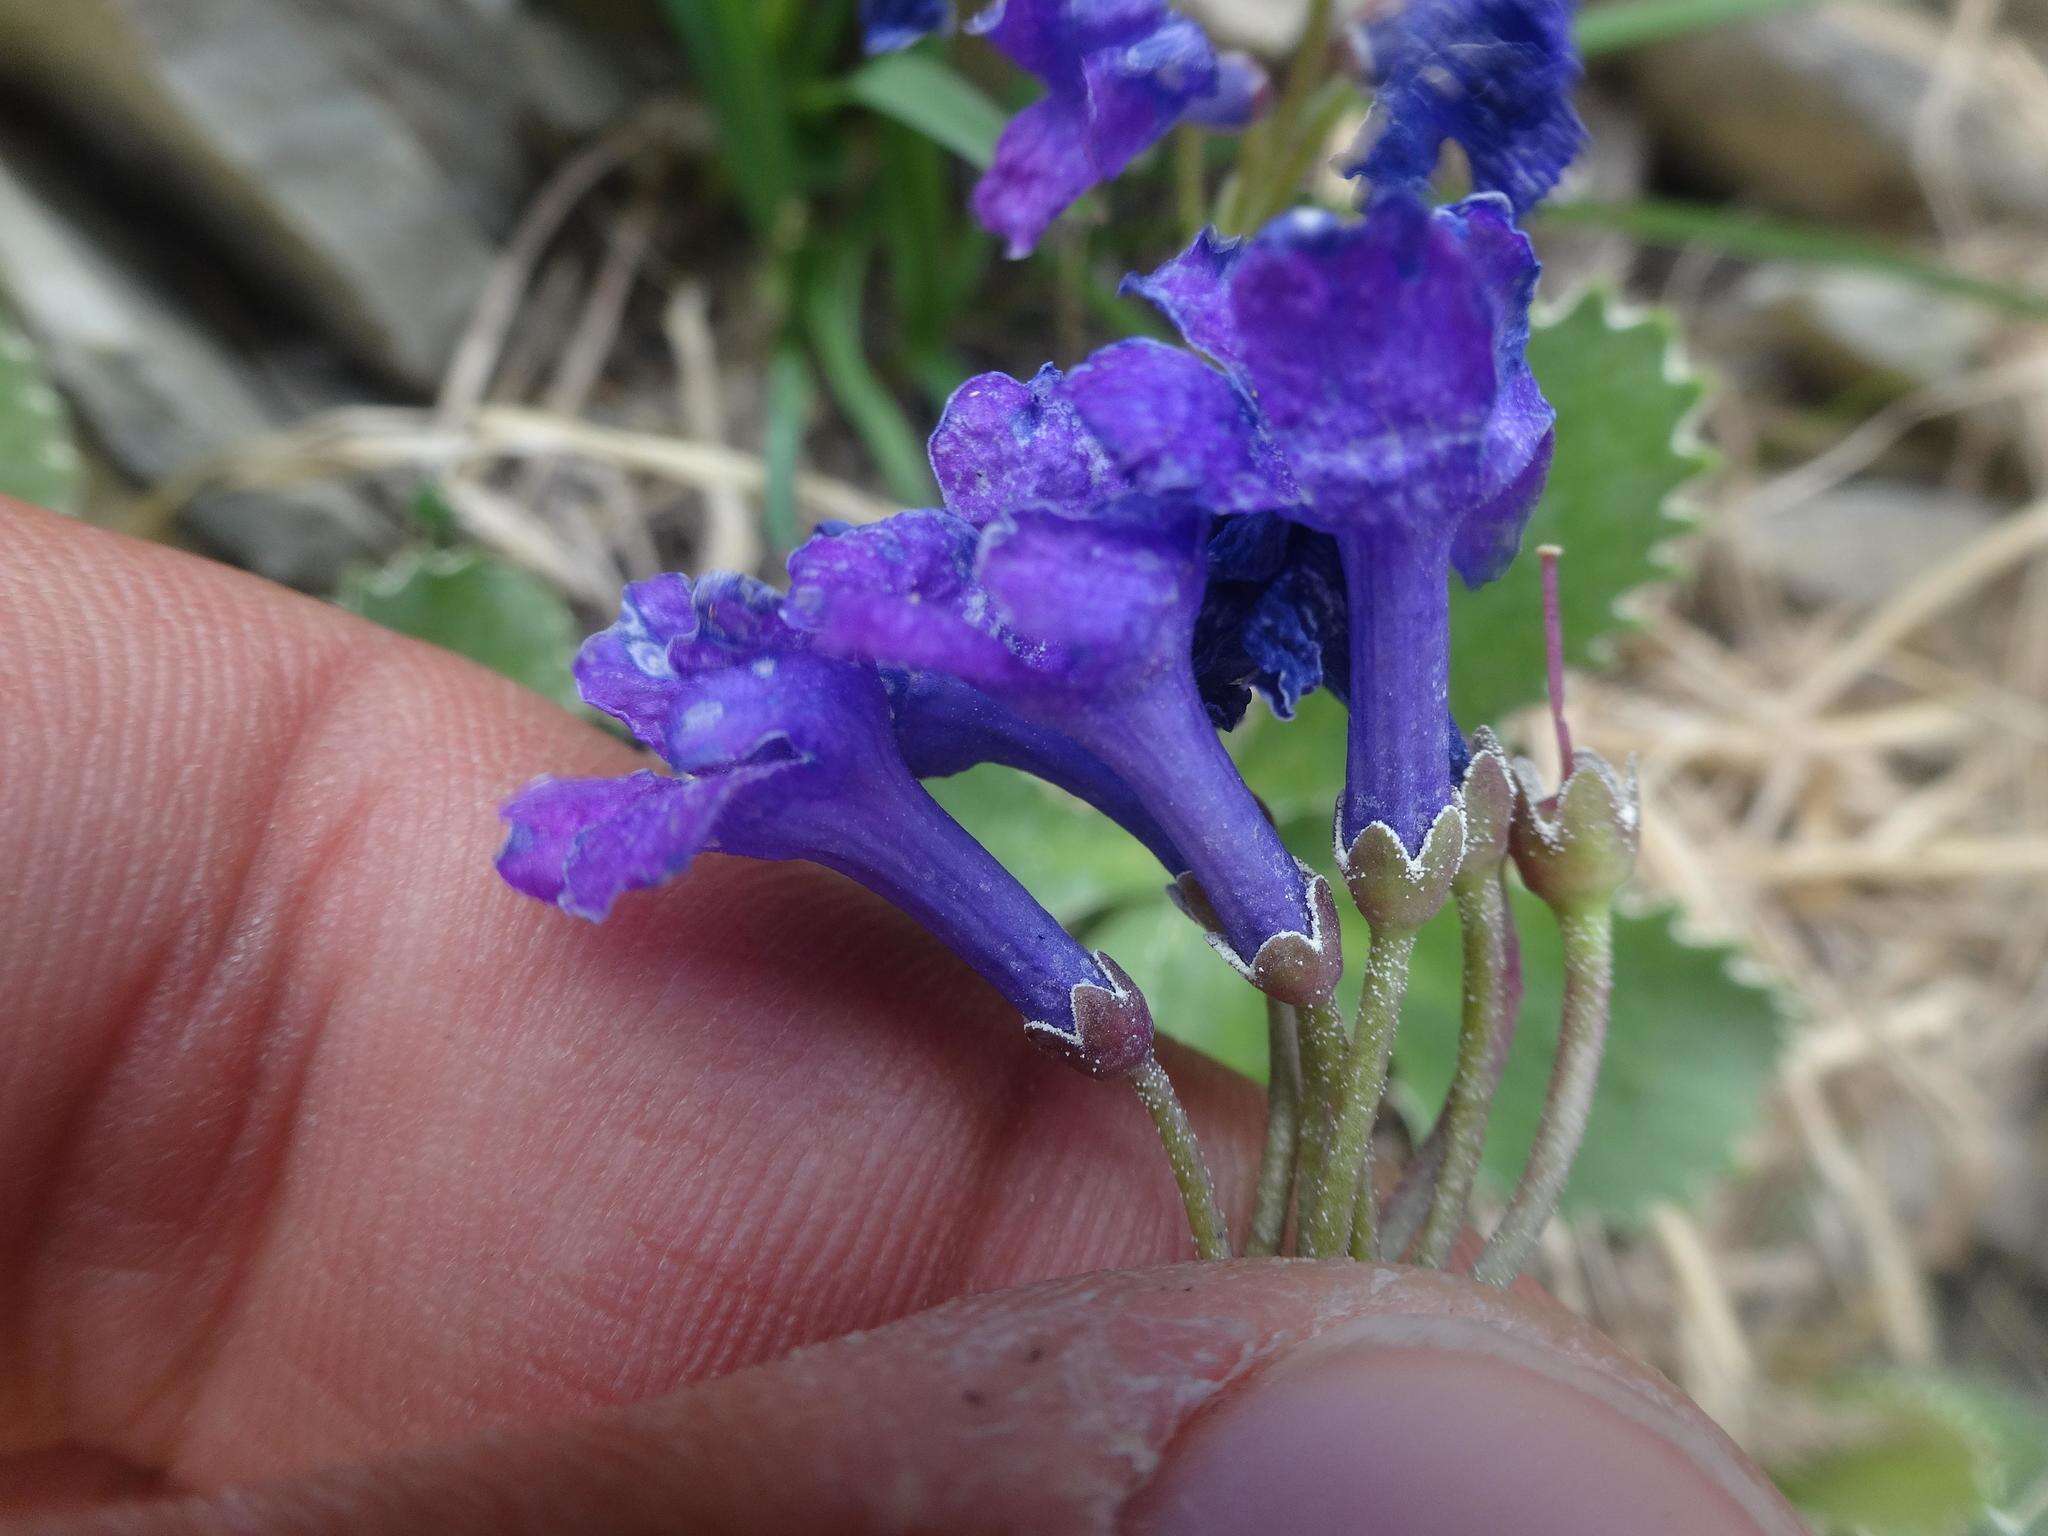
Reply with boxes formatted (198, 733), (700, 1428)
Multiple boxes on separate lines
(17, 611), (401, 1467)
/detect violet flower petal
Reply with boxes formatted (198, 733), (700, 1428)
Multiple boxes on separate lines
(1185, 50), (1270, 128)
(862, 0), (952, 52)
(966, 0), (1248, 256)
(1346, 0), (1585, 217)
(930, 366), (1122, 526)
(499, 767), (768, 922)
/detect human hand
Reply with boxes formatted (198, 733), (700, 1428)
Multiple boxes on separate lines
(0, 502), (1799, 1534)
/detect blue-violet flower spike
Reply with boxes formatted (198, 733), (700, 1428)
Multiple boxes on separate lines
(789, 342), (1341, 1006)
(862, 0), (951, 53)
(968, 0), (1267, 257)
(499, 573), (1154, 1077)
(1345, 0), (1585, 217)
(1128, 197), (1554, 856)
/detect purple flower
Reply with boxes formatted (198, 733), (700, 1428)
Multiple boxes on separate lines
(498, 573), (1154, 1076)
(1128, 197), (1554, 854)
(862, 0), (951, 52)
(1345, 0), (1585, 217)
(787, 341), (1343, 1006)
(1191, 516), (1476, 788)
(1193, 513), (1346, 729)
(967, 0), (1268, 256)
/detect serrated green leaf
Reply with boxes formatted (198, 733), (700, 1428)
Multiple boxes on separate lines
(1392, 888), (1787, 1224)
(844, 53), (1006, 170)
(1452, 289), (1710, 727)
(338, 547), (581, 709)
(0, 307), (83, 514)
(1770, 1373), (2048, 1536)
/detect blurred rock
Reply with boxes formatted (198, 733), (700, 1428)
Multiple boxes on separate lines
(1180, 0), (1315, 55)
(1744, 268), (1999, 389)
(0, 150), (390, 589)
(1625, 4), (2048, 226)
(1741, 480), (2001, 608)
(1534, 88), (1650, 295)
(0, 0), (631, 389)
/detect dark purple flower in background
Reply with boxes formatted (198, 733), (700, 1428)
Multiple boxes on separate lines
(862, 0), (952, 52)
(1128, 197), (1553, 854)
(967, 0), (1268, 256)
(497, 573), (1154, 1076)
(1192, 512), (1345, 729)
(788, 341), (1342, 1006)
(1345, 0), (1585, 216)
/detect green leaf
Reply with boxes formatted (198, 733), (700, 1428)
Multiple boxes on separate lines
(338, 547), (581, 709)
(763, 345), (817, 556)
(1451, 288), (1710, 727)
(1392, 888), (1788, 1224)
(844, 53), (1006, 169)
(803, 237), (937, 507)
(1576, 0), (1829, 55)
(1769, 1374), (2048, 1536)
(660, 0), (801, 237)
(0, 307), (83, 514)
(1542, 199), (2048, 321)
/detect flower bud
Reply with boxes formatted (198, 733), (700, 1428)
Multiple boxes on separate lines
(1456, 727), (1516, 879)
(1509, 750), (1640, 911)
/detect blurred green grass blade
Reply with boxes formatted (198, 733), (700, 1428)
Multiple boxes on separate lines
(0, 307), (83, 514)
(1576, 0), (1826, 54)
(804, 238), (936, 507)
(842, 53), (1006, 169)
(1543, 198), (2048, 320)
(660, 0), (800, 235)
(763, 344), (816, 556)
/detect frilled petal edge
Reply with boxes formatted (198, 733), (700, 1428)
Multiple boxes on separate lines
(572, 574), (698, 750)
(1063, 337), (1297, 513)
(497, 765), (785, 922)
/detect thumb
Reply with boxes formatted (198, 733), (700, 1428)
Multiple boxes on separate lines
(49, 1262), (1802, 1536)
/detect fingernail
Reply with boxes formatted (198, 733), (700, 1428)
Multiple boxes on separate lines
(1130, 1315), (1800, 1536)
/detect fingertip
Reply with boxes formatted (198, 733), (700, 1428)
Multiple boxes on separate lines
(1127, 1300), (1802, 1536)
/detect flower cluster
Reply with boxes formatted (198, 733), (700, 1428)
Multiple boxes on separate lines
(501, 0), (1625, 1272)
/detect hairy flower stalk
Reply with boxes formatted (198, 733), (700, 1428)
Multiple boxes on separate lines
(1410, 736), (1521, 1267)
(1472, 899), (1612, 1284)
(1130, 1053), (1231, 1260)
(1377, 865), (1525, 1260)
(1474, 556), (1641, 1283)
(1299, 804), (1464, 1258)
(1244, 996), (1302, 1256)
